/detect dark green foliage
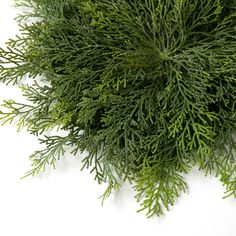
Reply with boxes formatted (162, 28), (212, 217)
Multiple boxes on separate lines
(0, 0), (236, 217)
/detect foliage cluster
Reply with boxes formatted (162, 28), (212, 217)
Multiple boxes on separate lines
(0, 0), (236, 217)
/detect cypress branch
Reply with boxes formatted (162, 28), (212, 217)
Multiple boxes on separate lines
(0, 0), (236, 217)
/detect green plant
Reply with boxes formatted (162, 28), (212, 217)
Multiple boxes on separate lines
(0, 0), (235, 217)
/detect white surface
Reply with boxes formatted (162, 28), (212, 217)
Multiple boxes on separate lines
(0, 1), (236, 236)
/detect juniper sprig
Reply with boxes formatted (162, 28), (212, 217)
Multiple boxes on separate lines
(0, 0), (236, 217)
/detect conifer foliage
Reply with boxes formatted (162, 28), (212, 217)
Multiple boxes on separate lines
(0, 0), (236, 217)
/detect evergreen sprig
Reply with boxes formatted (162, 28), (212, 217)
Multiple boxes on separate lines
(0, 0), (236, 217)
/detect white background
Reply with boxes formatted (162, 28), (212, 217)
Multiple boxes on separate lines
(0, 1), (236, 236)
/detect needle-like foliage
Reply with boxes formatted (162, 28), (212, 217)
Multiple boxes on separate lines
(0, 0), (236, 217)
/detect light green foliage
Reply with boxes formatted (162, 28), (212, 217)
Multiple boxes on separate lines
(0, 0), (236, 217)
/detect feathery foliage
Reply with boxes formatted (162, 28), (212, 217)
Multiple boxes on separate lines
(0, 0), (236, 217)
